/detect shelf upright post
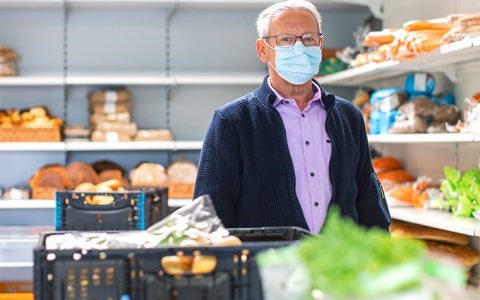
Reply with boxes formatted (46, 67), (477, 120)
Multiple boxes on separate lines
(62, 0), (69, 165)
(165, 3), (177, 164)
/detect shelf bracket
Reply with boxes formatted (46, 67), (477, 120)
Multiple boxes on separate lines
(442, 65), (458, 82)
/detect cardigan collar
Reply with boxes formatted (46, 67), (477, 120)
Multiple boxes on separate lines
(255, 75), (336, 112)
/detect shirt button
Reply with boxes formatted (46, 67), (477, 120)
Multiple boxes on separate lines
(302, 113), (305, 118)
(314, 202), (319, 207)
(285, 100), (289, 104)
(310, 172), (315, 177)
(326, 140), (331, 143)
(305, 141), (310, 146)
(280, 100), (285, 104)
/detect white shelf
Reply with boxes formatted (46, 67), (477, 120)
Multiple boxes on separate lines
(0, 0), (62, 9)
(0, 141), (203, 151)
(65, 141), (177, 151)
(0, 142), (65, 151)
(389, 207), (480, 237)
(316, 39), (480, 86)
(174, 74), (264, 85)
(66, 75), (174, 85)
(0, 200), (55, 209)
(0, 199), (190, 209)
(0, 76), (63, 86)
(367, 133), (477, 144)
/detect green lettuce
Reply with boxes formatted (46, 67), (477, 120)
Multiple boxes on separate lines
(440, 167), (480, 218)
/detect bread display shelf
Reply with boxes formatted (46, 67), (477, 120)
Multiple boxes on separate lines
(367, 133), (478, 144)
(389, 207), (480, 237)
(316, 38), (480, 86)
(0, 0), (361, 10)
(0, 128), (61, 143)
(0, 141), (203, 151)
(0, 199), (191, 209)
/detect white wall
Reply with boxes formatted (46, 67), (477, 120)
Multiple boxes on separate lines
(0, 4), (370, 188)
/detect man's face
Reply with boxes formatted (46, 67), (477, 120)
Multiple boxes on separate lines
(256, 9), (323, 70)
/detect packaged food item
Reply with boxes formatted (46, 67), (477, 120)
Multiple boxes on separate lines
(0, 46), (18, 76)
(369, 88), (406, 134)
(90, 130), (132, 142)
(363, 29), (396, 47)
(390, 97), (436, 133)
(134, 129), (173, 141)
(2, 187), (29, 200)
(458, 93), (480, 133)
(63, 125), (90, 140)
(405, 73), (436, 97)
(45, 195), (232, 250)
(403, 18), (452, 32)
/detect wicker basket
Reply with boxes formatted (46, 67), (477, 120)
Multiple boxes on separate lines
(167, 182), (194, 199)
(0, 127), (61, 142)
(31, 187), (57, 200)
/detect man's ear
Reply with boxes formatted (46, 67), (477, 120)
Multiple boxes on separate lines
(256, 38), (269, 64)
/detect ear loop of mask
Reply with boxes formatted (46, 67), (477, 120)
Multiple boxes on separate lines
(263, 39), (280, 75)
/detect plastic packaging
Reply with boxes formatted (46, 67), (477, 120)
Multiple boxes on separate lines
(46, 195), (229, 250)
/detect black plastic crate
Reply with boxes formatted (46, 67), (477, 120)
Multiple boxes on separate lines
(34, 227), (309, 300)
(55, 186), (168, 231)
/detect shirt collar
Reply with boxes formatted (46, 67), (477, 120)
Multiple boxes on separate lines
(268, 77), (324, 108)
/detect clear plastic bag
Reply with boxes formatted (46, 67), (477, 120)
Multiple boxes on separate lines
(46, 195), (229, 250)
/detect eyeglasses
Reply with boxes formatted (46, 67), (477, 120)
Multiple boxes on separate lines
(263, 32), (323, 48)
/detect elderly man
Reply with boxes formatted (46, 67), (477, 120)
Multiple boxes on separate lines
(194, 0), (390, 232)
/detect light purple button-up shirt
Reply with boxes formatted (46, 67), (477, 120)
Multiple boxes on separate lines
(269, 78), (332, 233)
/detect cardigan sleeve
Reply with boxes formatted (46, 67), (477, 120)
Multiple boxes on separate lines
(355, 115), (391, 231)
(193, 110), (242, 227)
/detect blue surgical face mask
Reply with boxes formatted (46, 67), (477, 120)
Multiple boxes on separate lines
(265, 40), (322, 85)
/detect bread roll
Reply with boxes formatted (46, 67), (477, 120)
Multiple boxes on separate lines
(75, 182), (96, 192)
(67, 162), (100, 187)
(377, 169), (416, 183)
(372, 157), (402, 174)
(390, 221), (469, 246)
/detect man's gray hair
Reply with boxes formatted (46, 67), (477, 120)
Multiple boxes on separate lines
(256, 0), (322, 38)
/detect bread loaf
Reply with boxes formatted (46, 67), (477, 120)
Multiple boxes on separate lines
(29, 165), (73, 189)
(130, 163), (168, 186)
(390, 220), (469, 246)
(167, 160), (198, 183)
(426, 241), (479, 268)
(67, 161), (100, 187)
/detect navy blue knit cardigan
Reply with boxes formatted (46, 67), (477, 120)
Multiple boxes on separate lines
(194, 76), (391, 231)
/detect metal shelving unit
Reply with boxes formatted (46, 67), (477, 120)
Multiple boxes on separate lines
(0, 141), (203, 151)
(389, 207), (480, 237)
(316, 38), (480, 86)
(367, 133), (479, 144)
